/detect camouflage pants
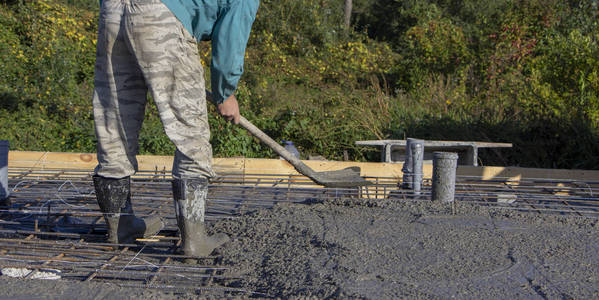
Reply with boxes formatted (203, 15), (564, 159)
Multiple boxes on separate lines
(93, 0), (215, 180)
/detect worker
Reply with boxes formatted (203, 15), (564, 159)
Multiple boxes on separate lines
(91, 0), (259, 262)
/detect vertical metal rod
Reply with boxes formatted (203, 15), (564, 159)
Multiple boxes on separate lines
(0, 140), (9, 205)
(432, 152), (458, 202)
(411, 142), (424, 194)
(287, 174), (291, 202)
(402, 138), (424, 190)
(401, 142), (412, 188)
(46, 202), (52, 231)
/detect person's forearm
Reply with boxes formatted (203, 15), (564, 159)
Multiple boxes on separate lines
(209, 0), (259, 104)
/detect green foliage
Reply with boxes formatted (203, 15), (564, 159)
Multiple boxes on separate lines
(1, 0), (599, 169)
(526, 29), (599, 121)
(0, 0), (97, 152)
(251, 0), (346, 54)
(355, 0), (599, 168)
(400, 18), (471, 89)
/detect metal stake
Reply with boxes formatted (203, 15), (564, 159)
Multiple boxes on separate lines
(402, 138), (424, 190)
(411, 142), (424, 194)
(0, 140), (9, 206)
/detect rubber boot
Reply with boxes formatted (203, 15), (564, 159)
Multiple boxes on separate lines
(93, 175), (164, 245)
(172, 177), (229, 263)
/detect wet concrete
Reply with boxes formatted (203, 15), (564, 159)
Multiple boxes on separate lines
(1, 198), (598, 299)
(214, 198), (599, 298)
(0, 277), (188, 300)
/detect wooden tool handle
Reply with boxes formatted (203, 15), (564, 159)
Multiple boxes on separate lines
(238, 116), (313, 176)
(206, 89), (316, 178)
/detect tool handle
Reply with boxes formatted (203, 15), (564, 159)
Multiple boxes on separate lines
(205, 90), (315, 177)
(238, 116), (313, 175)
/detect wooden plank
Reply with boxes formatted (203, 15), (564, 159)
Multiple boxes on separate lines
(457, 165), (599, 182)
(472, 142), (512, 148)
(8, 151), (245, 174)
(8, 151), (97, 169)
(7, 151), (599, 182)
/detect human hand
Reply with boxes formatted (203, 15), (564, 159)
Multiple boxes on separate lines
(217, 94), (240, 124)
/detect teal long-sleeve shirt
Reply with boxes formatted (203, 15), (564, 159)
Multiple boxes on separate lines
(99, 0), (259, 104)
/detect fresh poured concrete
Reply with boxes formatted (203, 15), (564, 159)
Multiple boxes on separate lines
(1, 198), (598, 299)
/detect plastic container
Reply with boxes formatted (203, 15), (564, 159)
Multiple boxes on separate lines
(282, 140), (301, 159)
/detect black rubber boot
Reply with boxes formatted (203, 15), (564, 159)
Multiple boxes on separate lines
(172, 177), (229, 263)
(93, 175), (164, 245)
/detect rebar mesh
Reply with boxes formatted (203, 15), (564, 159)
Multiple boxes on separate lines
(1, 167), (598, 295)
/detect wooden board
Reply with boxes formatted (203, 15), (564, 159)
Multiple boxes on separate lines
(7, 151), (599, 182)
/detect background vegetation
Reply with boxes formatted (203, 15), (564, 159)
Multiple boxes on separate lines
(0, 0), (598, 169)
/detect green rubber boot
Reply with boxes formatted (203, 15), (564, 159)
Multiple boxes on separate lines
(172, 177), (229, 263)
(93, 175), (164, 245)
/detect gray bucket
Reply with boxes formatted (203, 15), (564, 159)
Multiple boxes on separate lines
(0, 140), (8, 201)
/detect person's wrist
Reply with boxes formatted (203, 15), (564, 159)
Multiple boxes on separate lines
(225, 94), (236, 103)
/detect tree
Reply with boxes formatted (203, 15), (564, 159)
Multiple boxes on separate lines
(344, 0), (352, 28)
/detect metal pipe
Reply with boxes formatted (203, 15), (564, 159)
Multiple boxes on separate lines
(411, 141), (424, 194)
(432, 152), (458, 202)
(401, 138), (424, 189)
(0, 140), (8, 205)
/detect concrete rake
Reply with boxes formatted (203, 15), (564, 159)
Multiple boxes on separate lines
(239, 116), (372, 188)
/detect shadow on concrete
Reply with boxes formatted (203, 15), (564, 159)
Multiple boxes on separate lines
(0, 181), (8, 207)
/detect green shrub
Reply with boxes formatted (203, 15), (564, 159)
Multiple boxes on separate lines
(1, 0), (598, 169)
(0, 0), (97, 152)
(527, 29), (599, 121)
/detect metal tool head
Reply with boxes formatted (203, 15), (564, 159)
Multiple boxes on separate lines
(309, 167), (373, 188)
